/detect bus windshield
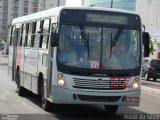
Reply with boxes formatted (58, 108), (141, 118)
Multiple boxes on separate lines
(57, 24), (140, 70)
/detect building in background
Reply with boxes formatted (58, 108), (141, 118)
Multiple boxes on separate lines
(136, 0), (160, 41)
(0, 0), (66, 42)
(136, 0), (160, 59)
(0, 0), (8, 42)
(82, 0), (136, 11)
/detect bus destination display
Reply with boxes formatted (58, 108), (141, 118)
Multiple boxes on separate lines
(86, 13), (128, 25)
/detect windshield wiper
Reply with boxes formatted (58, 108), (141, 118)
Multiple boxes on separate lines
(79, 24), (88, 47)
(110, 28), (123, 58)
(79, 24), (89, 58)
(112, 28), (123, 46)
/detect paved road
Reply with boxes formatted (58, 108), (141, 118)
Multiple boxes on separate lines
(141, 80), (160, 90)
(0, 56), (160, 120)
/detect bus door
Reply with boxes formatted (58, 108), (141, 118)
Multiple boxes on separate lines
(13, 28), (20, 82)
(47, 23), (57, 99)
(8, 26), (20, 82)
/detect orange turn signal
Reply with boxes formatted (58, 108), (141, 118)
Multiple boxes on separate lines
(134, 76), (140, 82)
(58, 73), (63, 78)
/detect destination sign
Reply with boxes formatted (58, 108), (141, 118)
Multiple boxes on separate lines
(86, 13), (128, 25)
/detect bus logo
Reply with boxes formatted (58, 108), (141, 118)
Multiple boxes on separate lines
(97, 78), (103, 84)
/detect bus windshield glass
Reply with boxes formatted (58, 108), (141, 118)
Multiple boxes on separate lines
(57, 24), (140, 70)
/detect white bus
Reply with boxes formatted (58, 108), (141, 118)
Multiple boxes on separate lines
(8, 6), (149, 113)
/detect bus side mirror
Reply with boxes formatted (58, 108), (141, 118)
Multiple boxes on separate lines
(51, 32), (58, 47)
(142, 32), (150, 57)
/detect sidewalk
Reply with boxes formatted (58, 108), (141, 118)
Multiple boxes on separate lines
(0, 54), (8, 65)
(142, 86), (160, 97)
(141, 80), (160, 90)
(141, 80), (160, 97)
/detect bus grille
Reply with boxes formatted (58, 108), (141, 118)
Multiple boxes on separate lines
(77, 95), (121, 102)
(72, 78), (127, 90)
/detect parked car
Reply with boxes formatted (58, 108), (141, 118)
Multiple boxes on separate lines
(142, 57), (160, 81)
(0, 42), (8, 55)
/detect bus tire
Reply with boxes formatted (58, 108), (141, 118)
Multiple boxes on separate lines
(40, 77), (51, 111)
(16, 70), (25, 96)
(104, 105), (118, 114)
(153, 77), (157, 81)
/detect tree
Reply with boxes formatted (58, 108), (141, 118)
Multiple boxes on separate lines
(149, 38), (156, 55)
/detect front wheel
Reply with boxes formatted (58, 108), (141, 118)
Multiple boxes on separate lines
(104, 105), (118, 114)
(153, 77), (157, 81)
(40, 80), (51, 111)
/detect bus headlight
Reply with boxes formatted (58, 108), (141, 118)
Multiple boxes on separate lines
(133, 82), (139, 89)
(58, 79), (65, 86)
(133, 77), (140, 89)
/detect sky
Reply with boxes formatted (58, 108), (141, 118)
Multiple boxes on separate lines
(66, 0), (82, 6)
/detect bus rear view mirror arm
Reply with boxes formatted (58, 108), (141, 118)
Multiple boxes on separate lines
(142, 32), (150, 57)
(51, 32), (58, 47)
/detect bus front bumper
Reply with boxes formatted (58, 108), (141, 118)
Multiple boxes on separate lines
(52, 86), (141, 106)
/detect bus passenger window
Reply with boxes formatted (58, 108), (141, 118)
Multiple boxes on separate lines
(43, 19), (50, 33)
(38, 20), (44, 48)
(33, 21), (41, 48)
(40, 19), (50, 49)
(9, 26), (15, 46)
(31, 22), (37, 47)
(21, 24), (27, 47)
(34, 32), (40, 48)
(24, 23), (29, 47)
(15, 28), (21, 47)
(42, 35), (49, 48)
(27, 23), (33, 47)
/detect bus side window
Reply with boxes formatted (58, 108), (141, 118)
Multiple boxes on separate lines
(34, 21), (41, 48)
(21, 24), (27, 47)
(27, 22), (32, 47)
(16, 28), (21, 46)
(24, 23), (29, 47)
(40, 19), (51, 49)
(42, 19), (51, 49)
(10, 26), (14, 46)
(31, 22), (37, 47)
(20, 24), (24, 46)
(39, 20), (44, 48)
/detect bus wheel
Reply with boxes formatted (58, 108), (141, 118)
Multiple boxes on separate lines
(153, 77), (157, 81)
(40, 80), (51, 111)
(16, 71), (25, 96)
(104, 105), (118, 114)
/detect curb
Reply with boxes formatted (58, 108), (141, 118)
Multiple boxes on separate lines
(0, 63), (7, 65)
(0, 55), (8, 57)
(142, 86), (160, 97)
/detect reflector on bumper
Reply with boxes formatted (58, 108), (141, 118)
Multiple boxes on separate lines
(126, 97), (139, 102)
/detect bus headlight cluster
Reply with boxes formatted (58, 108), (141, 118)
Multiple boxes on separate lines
(133, 77), (140, 89)
(57, 73), (66, 87)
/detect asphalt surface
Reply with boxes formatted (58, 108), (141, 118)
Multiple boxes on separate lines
(141, 80), (160, 90)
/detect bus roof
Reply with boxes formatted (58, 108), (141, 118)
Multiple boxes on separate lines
(12, 6), (138, 24)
